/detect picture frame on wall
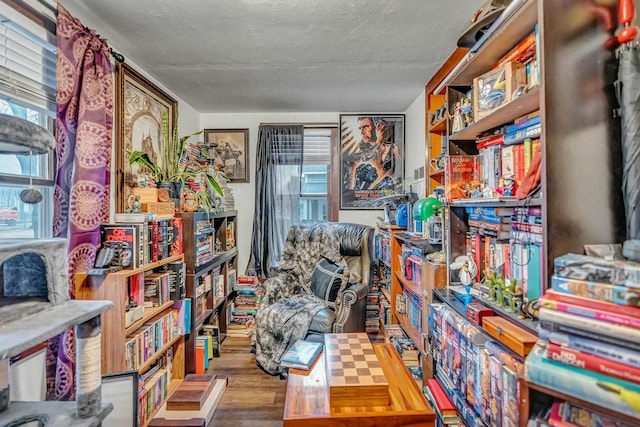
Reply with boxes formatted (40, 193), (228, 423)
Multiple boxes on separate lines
(203, 128), (250, 183)
(115, 62), (178, 213)
(339, 114), (405, 210)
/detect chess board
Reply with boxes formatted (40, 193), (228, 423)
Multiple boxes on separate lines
(324, 333), (389, 407)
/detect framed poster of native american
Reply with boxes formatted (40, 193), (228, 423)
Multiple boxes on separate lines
(339, 114), (405, 209)
(115, 62), (177, 213)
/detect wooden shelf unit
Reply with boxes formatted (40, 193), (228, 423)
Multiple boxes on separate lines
(424, 0), (628, 424)
(180, 210), (238, 374)
(75, 255), (186, 378)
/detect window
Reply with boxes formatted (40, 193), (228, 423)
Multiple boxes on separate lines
(0, 6), (57, 239)
(299, 127), (335, 225)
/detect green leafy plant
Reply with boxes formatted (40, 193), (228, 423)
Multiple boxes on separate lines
(126, 112), (225, 211)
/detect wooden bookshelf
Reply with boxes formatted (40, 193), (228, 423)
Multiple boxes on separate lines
(181, 210), (238, 374)
(75, 254), (186, 376)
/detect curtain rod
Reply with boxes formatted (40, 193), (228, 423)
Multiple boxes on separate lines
(259, 122), (337, 128)
(4, 0), (125, 62)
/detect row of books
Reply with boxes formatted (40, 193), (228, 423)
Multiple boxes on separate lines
(444, 110), (541, 202)
(429, 303), (523, 427)
(464, 206), (543, 304)
(102, 215), (182, 270)
(525, 253), (640, 422)
(137, 348), (174, 426)
(384, 324), (422, 385)
(530, 399), (635, 427)
(395, 289), (422, 333)
(379, 291), (392, 327)
(366, 283), (380, 334)
(125, 309), (181, 371)
(375, 231), (392, 267)
(194, 325), (220, 374)
(227, 275), (259, 337)
(401, 243), (423, 287)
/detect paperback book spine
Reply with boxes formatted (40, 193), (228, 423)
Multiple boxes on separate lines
(539, 297), (640, 329)
(539, 319), (640, 352)
(545, 341), (640, 384)
(551, 275), (640, 307)
(540, 307), (640, 344)
(539, 328), (640, 369)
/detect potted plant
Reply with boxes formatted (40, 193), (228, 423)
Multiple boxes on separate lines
(126, 112), (225, 212)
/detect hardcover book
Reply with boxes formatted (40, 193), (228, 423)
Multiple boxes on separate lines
(525, 342), (640, 421)
(280, 339), (323, 370)
(539, 328), (640, 369)
(445, 155), (479, 202)
(544, 341), (640, 384)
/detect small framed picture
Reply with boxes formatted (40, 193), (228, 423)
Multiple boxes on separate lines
(204, 128), (250, 182)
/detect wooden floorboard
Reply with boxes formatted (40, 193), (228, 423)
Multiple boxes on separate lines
(207, 336), (286, 427)
(206, 332), (386, 426)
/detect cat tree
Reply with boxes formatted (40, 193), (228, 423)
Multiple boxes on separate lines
(0, 114), (112, 426)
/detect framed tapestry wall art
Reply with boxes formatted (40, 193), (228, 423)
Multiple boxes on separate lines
(115, 62), (177, 213)
(339, 114), (405, 209)
(203, 128), (250, 183)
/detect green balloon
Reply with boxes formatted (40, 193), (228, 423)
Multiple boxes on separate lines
(412, 196), (443, 221)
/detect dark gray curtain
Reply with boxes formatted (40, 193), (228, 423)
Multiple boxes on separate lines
(247, 124), (304, 279)
(619, 47), (640, 240)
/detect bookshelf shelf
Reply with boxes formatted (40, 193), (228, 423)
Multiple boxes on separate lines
(137, 334), (184, 374)
(395, 313), (423, 354)
(109, 254), (184, 278)
(429, 116), (447, 134)
(433, 288), (538, 337)
(449, 86), (540, 141)
(449, 195), (543, 208)
(519, 378), (640, 426)
(181, 210), (238, 374)
(448, 0), (538, 86)
(195, 309), (214, 330)
(429, 169), (444, 179)
(125, 300), (175, 335)
(380, 287), (391, 303)
(395, 270), (423, 298)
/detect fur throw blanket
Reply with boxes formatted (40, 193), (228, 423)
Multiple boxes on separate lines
(254, 223), (344, 375)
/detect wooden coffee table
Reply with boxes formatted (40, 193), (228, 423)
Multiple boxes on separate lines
(283, 338), (435, 427)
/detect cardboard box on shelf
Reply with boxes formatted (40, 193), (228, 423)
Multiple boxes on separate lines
(473, 61), (527, 120)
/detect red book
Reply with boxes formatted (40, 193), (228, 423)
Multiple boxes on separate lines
(545, 342), (640, 384)
(170, 217), (183, 256)
(195, 345), (205, 374)
(426, 379), (456, 416)
(496, 32), (536, 68)
(541, 290), (640, 325)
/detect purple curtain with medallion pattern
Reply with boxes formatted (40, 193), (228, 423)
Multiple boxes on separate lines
(46, 4), (113, 400)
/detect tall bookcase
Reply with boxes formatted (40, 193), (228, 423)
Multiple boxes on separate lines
(423, 0), (628, 425)
(180, 210), (238, 374)
(75, 255), (186, 425)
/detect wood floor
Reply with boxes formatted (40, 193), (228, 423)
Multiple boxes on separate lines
(207, 336), (287, 427)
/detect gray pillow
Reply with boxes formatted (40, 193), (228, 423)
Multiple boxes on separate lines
(310, 256), (348, 308)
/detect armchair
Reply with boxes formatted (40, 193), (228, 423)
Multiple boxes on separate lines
(253, 222), (374, 375)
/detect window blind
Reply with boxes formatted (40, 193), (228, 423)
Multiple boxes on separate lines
(0, 15), (56, 112)
(303, 128), (331, 165)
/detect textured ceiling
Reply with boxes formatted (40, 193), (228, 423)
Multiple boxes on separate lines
(58, 0), (484, 113)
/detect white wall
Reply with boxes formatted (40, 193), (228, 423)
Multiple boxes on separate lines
(59, 2), (202, 219)
(201, 105), (426, 273)
(404, 90), (427, 198)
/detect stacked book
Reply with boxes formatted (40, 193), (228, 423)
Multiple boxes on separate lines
(227, 275), (260, 337)
(529, 399), (636, 427)
(384, 324), (422, 387)
(218, 178), (235, 211)
(525, 253), (640, 421)
(424, 378), (461, 426)
(366, 282), (380, 334)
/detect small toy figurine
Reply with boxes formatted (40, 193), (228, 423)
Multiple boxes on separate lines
(513, 285), (524, 316)
(132, 195), (141, 213)
(461, 97), (473, 126)
(450, 101), (465, 133)
(495, 273), (506, 306)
